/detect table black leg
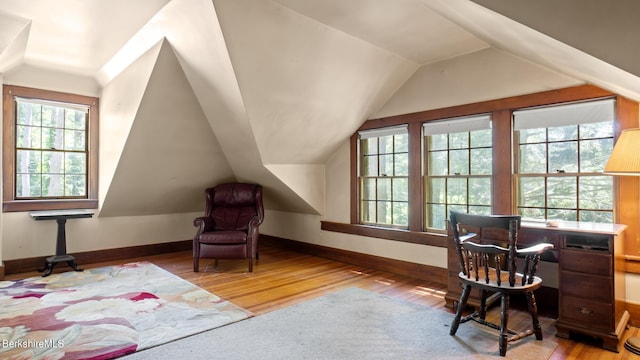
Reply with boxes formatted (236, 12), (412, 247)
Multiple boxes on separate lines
(37, 218), (83, 277)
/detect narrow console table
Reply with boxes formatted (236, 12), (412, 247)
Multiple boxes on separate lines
(29, 209), (95, 277)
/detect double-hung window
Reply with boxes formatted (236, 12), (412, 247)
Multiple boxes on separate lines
(424, 115), (493, 231)
(3, 85), (99, 211)
(358, 125), (409, 227)
(514, 98), (615, 222)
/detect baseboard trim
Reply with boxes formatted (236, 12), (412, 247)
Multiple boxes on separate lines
(261, 234), (447, 286)
(3, 240), (192, 276)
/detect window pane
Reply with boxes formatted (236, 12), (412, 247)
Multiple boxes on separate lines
(519, 144), (546, 173)
(16, 174), (42, 197)
(392, 202), (408, 226)
(519, 207), (545, 220)
(377, 178), (391, 201)
(580, 121), (613, 139)
(363, 155), (377, 176)
(427, 204), (446, 230)
(17, 102), (42, 126)
(547, 177), (577, 209)
(394, 153), (408, 176)
(519, 177), (544, 207)
(519, 128), (546, 143)
(447, 178), (467, 205)
(429, 134), (448, 151)
(362, 200), (375, 223)
(17, 125), (42, 149)
(41, 106), (64, 128)
(379, 135), (393, 154)
(379, 154), (393, 176)
(580, 210), (613, 223)
(363, 178), (376, 201)
(65, 109), (86, 130)
(377, 201), (392, 224)
(392, 178), (408, 201)
(548, 142), (578, 173)
(44, 151), (64, 173)
(470, 148), (491, 175)
(43, 174), (64, 196)
(449, 149), (469, 175)
(395, 134), (408, 152)
(362, 138), (377, 155)
(470, 129), (491, 148)
(579, 176), (612, 210)
(580, 138), (613, 172)
(428, 178), (445, 203)
(42, 127), (64, 150)
(468, 205), (491, 215)
(548, 125), (577, 142)
(65, 153), (86, 174)
(65, 129), (86, 151)
(65, 175), (86, 196)
(429, 151), (448, 175)
(548, 208), (577, 221)
(16, 150), (41, 173)
(449, 132), (468, 149)
(469, 177), (491, 205)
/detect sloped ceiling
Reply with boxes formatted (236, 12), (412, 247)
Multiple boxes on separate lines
(1, 0), (640, 217)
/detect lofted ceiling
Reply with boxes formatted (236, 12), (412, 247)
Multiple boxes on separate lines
(1, 0), (639, 217)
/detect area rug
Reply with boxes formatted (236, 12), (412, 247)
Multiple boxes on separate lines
(123, 287), (557, 359)
(0, 261), (252, 359)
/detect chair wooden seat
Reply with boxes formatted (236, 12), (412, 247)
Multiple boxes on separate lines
(449, 211), (553, 356)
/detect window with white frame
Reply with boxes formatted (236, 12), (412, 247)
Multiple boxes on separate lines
(424, 115), (493, 231)
(358, 125), (409, 227)
(514, 98), (615, 222)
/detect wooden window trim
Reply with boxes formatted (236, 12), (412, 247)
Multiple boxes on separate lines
(3, 85), (99, 212)
(325, 84), (639, 250)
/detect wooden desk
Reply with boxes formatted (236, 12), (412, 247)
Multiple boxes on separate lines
(29, 209), (94, 277)
(445, 220), (628, 352)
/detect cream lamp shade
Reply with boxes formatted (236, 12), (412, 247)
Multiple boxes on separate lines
(604, 128), (640, 175)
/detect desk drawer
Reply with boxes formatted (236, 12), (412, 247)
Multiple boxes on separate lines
(560, 295), (613, 332)
(560, 271), (611, 303)
(561, 249), (611, 276)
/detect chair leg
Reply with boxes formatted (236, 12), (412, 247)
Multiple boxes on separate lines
(248, 257), (254, 272)
(526, 291), (543, 340)
(479, 289), (488, 320)
(499, 294), (509, 356)
(450, 284), (471, 336)
(193, 257), (199, 272)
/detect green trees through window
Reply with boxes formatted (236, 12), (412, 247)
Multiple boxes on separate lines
(16, 99), (88, 198)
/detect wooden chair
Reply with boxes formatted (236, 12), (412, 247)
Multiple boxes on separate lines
(448, 211), (554, 356)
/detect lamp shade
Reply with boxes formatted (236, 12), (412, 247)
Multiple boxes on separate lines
(604, 128), (640, 175)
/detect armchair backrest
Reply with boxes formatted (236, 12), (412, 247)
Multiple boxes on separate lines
(205, 183), (264, 231)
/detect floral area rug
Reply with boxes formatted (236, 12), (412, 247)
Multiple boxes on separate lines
(0, 261), (252, 359)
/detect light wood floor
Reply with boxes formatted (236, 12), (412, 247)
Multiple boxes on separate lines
(6, 244), (640, 359)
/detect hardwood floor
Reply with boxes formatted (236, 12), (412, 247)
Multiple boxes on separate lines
(6, 244), (640, 359)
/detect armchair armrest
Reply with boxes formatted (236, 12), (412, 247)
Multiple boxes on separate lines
(194, 216), (215, 236)
(517, 243), (554, 256)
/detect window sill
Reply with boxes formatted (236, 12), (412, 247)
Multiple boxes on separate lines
(320, 221), (447, 247)
(3, 199), (98, 212)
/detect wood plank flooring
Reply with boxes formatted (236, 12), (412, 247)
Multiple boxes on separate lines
(6, 244), (640, 359)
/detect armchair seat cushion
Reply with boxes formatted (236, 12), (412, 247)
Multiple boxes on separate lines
(199, 230), (247, 245)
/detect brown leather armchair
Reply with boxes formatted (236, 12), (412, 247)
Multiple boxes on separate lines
(193, 183), (264, 272)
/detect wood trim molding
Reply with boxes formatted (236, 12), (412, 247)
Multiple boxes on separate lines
(3, 240), (192, 276)
(321, 220), (446, 247)
(261, 234), (448, 285)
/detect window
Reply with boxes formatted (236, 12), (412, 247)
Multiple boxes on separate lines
(424, 115), (493, 231)
(514, 99), (615, 222)
(358, 126), (409, 227)
(3, 85), (99, 211)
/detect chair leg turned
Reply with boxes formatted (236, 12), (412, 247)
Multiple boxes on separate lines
(450, 284), (471, 336)
(499, 294), (509, 356)
(526, 291), (543, 340)
(194, 257), (199, 272)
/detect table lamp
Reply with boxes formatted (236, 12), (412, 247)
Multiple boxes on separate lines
(604, 128), (640, 355)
